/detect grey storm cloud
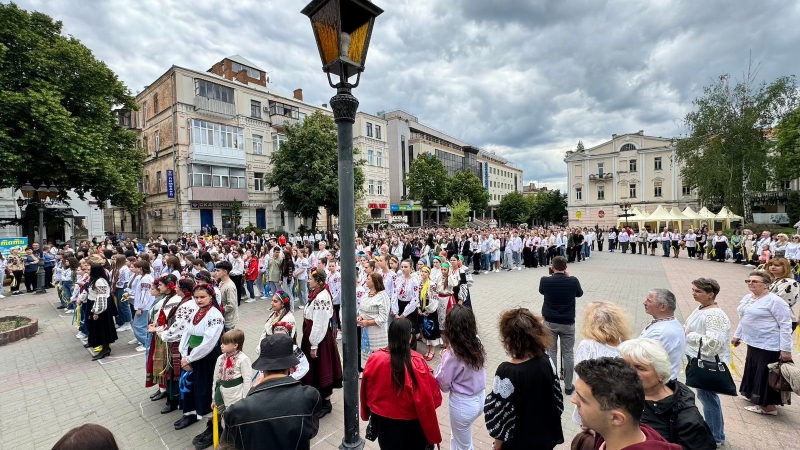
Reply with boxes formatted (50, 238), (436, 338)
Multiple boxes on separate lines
(14, 0), (800, 193)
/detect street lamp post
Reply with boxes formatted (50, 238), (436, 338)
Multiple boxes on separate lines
(301, 1), (383, 449)
(618, 201), (631, 228)
(17, 182), (59, 294)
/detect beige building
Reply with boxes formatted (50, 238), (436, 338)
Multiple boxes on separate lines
(354, 112), (391, 224)
(110, 55), (389, 237)
(563, 131), (698, 229)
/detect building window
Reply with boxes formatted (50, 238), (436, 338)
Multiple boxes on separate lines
(654, 157), (662, 171)
(366, 122), (373, 137)
(252, 134), (263, 154)
(629, 159), (637, 172)
(367, 149), (374, 165)
(375, 125), (381, 139)
(629, 184), (637, 198)
(575, 187), (582, 200)
(253, 172), (265, 191)
(231, 62), (261, 79)
(230, 168), (246, 189)
(780, 180), (791, 190)
(368, 179), (374, 195)
(272, 134), (287, 152)
(597, 185), (605, 200)
(196, 79), (234, 103)
(190, 119), (244, 149)
(620, 143), (636, 151)
(143, 102), (148, 123)
(192, 164), (212, 187)
(654, 181), (663, 197)
(377, 181), (383, 195)
(153, 94), (159, 114)
(154, 130), (160, 152)
(251, 100), (261, 118)
(156, 171), (162, 193)
(212, 166), (230, 187)
(144, 174), (150, 194)
(682, 185), (692, 196)
(377, 151), (383, 168)
(597, 162), (604, 177)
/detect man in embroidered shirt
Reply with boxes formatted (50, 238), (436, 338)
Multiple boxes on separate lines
(639, 289), (685, 381)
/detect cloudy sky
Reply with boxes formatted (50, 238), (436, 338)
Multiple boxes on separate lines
(13, 0), (800, 192)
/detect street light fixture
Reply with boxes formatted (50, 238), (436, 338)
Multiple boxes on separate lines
(17, 182), (59, 294)
(302, 1), (383, 449)
(618, 201), (632, 228)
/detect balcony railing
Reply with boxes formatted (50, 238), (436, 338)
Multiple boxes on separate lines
(589, 173), (613, 181)
(194, 95), (236, 117)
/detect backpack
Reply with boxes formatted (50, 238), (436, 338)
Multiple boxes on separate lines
(413, 247), (420, 258)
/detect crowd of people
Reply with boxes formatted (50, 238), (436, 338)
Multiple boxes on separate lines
(5, 223), (799, 450)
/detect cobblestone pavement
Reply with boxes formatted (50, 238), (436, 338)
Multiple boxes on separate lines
(1, 250), (798, 450)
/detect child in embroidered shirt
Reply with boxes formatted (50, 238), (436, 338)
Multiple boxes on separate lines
(212, 329), (253, 415)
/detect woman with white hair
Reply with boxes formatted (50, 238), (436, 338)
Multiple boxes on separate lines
(619, 338), (716, 450)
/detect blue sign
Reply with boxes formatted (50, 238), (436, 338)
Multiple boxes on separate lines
(483, 162), (489, 191)
(390, 204), (400, 212)
(166, 169), (175, 198)
(0, 237), (28, 257)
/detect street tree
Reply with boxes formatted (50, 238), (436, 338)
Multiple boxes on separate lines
(496, 191), (529, 225)
(675, 70), (798, 222)
(530, 190), (568, 225)
(230, 199), (242, 234)
(774, 106), (800, 182)
(448, 199), (471, 229)
(0, 4), (143, 211)
(265, 111), (364, 231)
(443, 170), (490, 217)
(405, 154), (449, 223)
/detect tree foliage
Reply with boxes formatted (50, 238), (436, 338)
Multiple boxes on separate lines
(405, 154), (448, 219)
(265, 111), (364, 230)
(774, 106), (800, 182)
(787, 191), (800, 227)
(230, 199), (242, 234)
(443, 170), (490, 214)
(0, 4), (144, 211)
(675, 70), (798, 222)
(448, 199), (470, 229)
(527, 190), (568, 224)
(496, 191), (528, 225)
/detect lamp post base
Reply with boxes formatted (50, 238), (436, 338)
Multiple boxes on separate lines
(339, 438), (365, 450)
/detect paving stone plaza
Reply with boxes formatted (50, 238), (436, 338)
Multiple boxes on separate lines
(1, 250), (799, 450)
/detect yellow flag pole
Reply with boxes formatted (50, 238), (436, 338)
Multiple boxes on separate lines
(213, 406), (219, 449)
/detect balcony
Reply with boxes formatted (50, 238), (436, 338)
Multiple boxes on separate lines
(589, 173), (613, 181)
(268, 102), (306, 129)
(270, 114), (301, 128)
(194, 95), (236, 118)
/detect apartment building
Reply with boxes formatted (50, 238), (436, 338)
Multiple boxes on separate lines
(381, 110), (523, 225)
(354, 112), (391, 223)
(563, 131), (698, 228)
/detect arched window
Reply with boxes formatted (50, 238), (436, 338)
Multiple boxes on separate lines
(620, 143), (636, 151)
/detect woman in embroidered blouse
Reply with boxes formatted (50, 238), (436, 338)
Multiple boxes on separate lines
(146, 274), (181, 395)
(484, 308), (563, 450)
(256, 291), (297, 350)
(766, 258), (800, 330)
(358, 272), (391, 368)
(683, 278), (731, 446)
(84, 263), (117, 360)
(300, 268), (343, 419)
(157, 275), (198, 414)
(732, 271), (793, 415)
(436, 305), (486, 450)
(176, 283), (224, 431)
(417, 266), (441, 360)
(394, 260), (420, 326)
(571, 301), (631, 426)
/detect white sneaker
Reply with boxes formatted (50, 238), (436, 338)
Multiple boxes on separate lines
(260, 296), (269, 300)
(128, 338), (139, 345)
(135, 345), (146, 352)
(116, 324), (131, 332)
(76, 332), (87, 339)
(244, 298), (255, 303)
(0, 294), (5, 298)
(494, 269), (499, 273)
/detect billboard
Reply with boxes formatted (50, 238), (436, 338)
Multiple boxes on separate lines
(0, 237), (28, 257)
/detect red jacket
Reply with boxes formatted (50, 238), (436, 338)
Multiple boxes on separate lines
(245, 258), (259, 281)
(595, 424), (682, 450)
(360, 348), (442, 445)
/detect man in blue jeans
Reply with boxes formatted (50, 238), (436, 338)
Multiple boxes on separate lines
(659, 227), (672, 257)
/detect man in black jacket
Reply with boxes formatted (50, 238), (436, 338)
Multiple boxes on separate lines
(539, 256), (583, 395)
(224, 334), (320, 450)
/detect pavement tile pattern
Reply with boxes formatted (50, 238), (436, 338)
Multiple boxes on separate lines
(0, 250), (798, 449)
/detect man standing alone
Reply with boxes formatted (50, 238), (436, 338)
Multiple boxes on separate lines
(539, 256), (584, 395)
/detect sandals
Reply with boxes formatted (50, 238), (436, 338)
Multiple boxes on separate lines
(744, 405), (777, 415)
(424, 350), (434, 361)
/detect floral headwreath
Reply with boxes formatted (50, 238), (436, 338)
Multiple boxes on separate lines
(310, 268), (326, 283)
(276, 290), (291, 305)
(160, 274), (178, 292)
(194, 271), (214, 284)
(273, 321), (294, 334)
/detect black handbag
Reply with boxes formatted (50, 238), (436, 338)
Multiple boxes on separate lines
(685, 338), (738, 396)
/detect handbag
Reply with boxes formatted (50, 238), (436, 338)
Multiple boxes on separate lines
(768, 361), (794, 392)
(685, 338), (738, 396)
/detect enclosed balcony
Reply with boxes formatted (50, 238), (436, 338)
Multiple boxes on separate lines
(269, 102), (306, 128)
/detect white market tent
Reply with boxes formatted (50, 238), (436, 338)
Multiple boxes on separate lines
(715, 206), (744, 230)
(696, 207), (718, 230)
(643, 205), (679, 230)
(669, 206), (691, 232)
(682, 206), (703, 230)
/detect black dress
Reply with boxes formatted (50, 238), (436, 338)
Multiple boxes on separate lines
(484, 356), (564, 450)
(85, 282), (119, 348)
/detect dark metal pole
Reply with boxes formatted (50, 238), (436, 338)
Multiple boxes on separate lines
(36, 206), (46, 293)
(330, 86), (364, 450)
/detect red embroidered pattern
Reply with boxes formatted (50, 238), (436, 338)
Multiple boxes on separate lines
(192, 305), (212, 325)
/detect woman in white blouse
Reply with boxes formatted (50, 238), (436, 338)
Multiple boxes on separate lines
(684, 278), (731, 446)
(766, 258), (800, 331)
(684, 229), (697, 259)
(358, 272), (391, 367)
(732, 271), (793, 416)
(572, 301), (631, 426)
(785, 235), (800, 265)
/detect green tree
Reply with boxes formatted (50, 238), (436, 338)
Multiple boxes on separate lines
(265, 111), (364, 231)
(355, 206), (370, 228)
(443, 170), (490, 216)
(775, 106), (800, 182)
(448, 199), (470, 229)
(787, 191), (800, 226)
(496, 191), (529, 225)
(230, 199), (242, 234)
(0, 4), (143, 211)
(405, 154), (449, 222)
(675, 70), (798, 222)
(529, 190), (568, 224)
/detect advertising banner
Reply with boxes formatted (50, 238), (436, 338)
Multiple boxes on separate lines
(0, 237), (28, 257)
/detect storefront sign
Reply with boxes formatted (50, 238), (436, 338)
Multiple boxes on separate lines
(390, 204), (400, 211)
(439, 207), (451, 213)
(390, 204), (421, 212)
(166, 170), (175, 198)
(368, 203), (388, 209)
(0, 237), (28, 257)
(576, 211), (582, 219)
(190, 202), (268, 209)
